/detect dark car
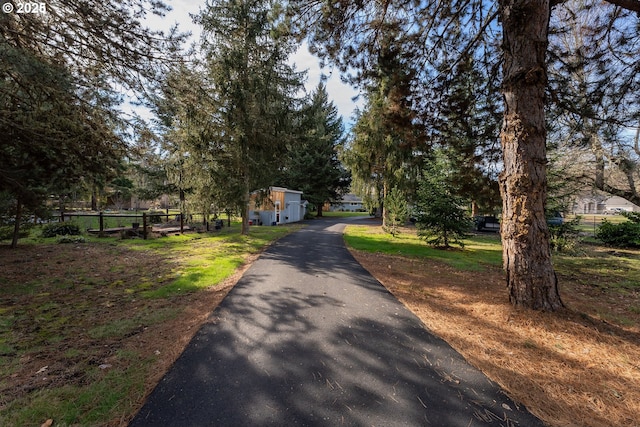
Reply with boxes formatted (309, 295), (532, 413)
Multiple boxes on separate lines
(474, 215), (500, 232)
(547, 212), (564, 226)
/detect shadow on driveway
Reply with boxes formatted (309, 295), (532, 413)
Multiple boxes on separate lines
(130, 218), (543, 426)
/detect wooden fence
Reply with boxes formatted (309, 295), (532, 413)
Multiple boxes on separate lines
(60, 212), (182, 239)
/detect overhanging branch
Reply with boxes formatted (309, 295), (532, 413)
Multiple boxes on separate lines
(603, 0), (640, 13)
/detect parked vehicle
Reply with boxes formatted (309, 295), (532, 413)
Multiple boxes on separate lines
(604, 208), (625, 215)
(474, 215), (500, 232)
(547, 212), (564, 226)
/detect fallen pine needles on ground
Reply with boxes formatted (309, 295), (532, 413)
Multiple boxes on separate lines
(347, 225), (640, 427)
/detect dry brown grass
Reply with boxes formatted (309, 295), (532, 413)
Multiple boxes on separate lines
(350, 248), (640, 427)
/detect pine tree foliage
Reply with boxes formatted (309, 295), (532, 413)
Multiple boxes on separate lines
(128, 123), (174, 204)
(0, 0), (182, 92)
(343, 33), (426, 224)
(279, 83), (350, 216)
(547, 0), (640, 205)
(0, 45), (125, 246)
(1, 0), (184, 246)
(383, 186), (407, 237)
(151, 63), (219, 219)
(431, 55), (502, 215)
(193, 0), (304, 233)
(414, 155), (472, 249)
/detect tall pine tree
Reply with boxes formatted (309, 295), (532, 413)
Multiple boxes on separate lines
(343, 31), (426, 225)
(280, 83), (350, 216)
(194, 0), (303, 234)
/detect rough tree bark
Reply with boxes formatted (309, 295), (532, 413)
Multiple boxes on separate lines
(499, 0), (564, 310)
(11, 199), (22, 249)
(241, 204), (250, 234)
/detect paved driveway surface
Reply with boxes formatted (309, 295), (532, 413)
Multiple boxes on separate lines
(129, 217), (544, 427)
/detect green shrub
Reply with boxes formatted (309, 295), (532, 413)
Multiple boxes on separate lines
(622, 211), (640, 224)
(413, 184), (472, 249)
(41, 222), (82, 238)
(57, 235), (86, 244)
(548, 216), (581, 253)
(0, 225), (31, 241)
(383, 187), (408, 237)
(596, 219), (640, 248)
(147, 211), (165, 223)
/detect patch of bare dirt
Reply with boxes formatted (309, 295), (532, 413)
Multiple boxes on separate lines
(350, 250), (640, 427)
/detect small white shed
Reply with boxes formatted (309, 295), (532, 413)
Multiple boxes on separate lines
(250, 187), (307, 225)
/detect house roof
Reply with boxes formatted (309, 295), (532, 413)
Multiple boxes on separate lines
(340, 193), (363, 203)
(270, 186), (303, 195)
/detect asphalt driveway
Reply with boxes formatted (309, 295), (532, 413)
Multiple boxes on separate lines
(129, 217), (544, 426)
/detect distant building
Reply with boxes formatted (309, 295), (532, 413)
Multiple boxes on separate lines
(327, 193), (364, 212)
(572, 194), (639, 214)
(129, 194), (171, 211)
(250, 187), (308, 225)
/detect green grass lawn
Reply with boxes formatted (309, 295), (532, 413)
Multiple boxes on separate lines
(344, 223), (640, 294)
(344, 225), (503, 271)
(554, 246), (640, 291)
(123, 223), (300, 298)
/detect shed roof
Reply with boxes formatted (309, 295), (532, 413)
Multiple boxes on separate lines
(270, 186), (303, 195)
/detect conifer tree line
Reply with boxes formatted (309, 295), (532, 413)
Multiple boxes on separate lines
(1, 0), (185, 247)
(149, 0), (350, 235)
(1, 0), (350, 242)
(2, 0), (639, 310)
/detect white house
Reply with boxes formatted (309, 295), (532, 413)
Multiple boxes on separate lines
(572, 194), (640, 214)
(602, 196), (640, 213)
(328, 193), (364, 212)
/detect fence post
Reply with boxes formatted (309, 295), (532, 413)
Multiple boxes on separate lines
(99, 212), (104, 237)
(143, 212), (148, 240)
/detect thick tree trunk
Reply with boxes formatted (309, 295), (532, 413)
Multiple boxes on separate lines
(316, 203), (323, 217)
(499, 0), (563, 310)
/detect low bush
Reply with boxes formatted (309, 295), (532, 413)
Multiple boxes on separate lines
(41, 222), (82, 238)
(548, 216), (581, 253)
(596, 212), (640, 248)
(57, 235), (86, 244)
(0, 225), (31, 241)
(383, 187), (407, 237)
(147, 211), (165, 223)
